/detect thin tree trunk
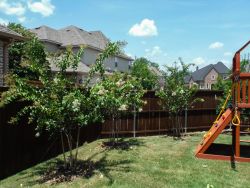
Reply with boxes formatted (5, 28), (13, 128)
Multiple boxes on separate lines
(171, 114), (175, 138)
(177, 112), (183, 138)
(174, 114), (178, 137)
(184, 107), (188, 135)
(65, 132), (73, 168)
(179, 113), (182, 138)
(75, 125), (81, 162)
(60, 132), (67, 167)
(115, 116), (117, 142)
(112, 115), (115, 139)
(133, 106), (136, 138)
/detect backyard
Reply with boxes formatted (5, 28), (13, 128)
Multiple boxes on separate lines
(1, 1), (250, 187)
(1, 133), (250, 188)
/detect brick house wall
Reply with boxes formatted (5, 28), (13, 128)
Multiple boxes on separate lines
(203, 68), (218, 89)
(0, 40), (9, 86)
(0, 40), (3, 86)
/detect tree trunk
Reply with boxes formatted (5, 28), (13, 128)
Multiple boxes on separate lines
(133, 107), (136, 138)
(60, 132), (67, 167)
(112, 115), (115, 140)
(74, 125), (81, 163)
(65, 132), (73, 168)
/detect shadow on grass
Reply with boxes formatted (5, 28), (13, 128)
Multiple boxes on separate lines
(101, 138), (145, 150)
(160, 134), (186, 141)
(18, 151), (132, 186)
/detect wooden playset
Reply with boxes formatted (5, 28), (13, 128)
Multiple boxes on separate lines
(195, 40), (250, 162)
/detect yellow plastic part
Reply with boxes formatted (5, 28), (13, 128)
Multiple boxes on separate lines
(232, 108), (240, 126)
(203, 90), (232, 139)
(203, 132), (211, 139)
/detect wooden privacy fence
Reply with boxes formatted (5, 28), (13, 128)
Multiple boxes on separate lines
(0, 88), (226, 179)
(101, 90), (224, 136)
(0, 86), (101, 179)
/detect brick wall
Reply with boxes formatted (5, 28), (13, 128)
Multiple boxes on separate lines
(0, 40), (3, 86)
(204, 68), (218, 89)
(3, 42), (9, 84)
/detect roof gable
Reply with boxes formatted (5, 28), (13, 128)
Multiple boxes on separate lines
(0, 25), (24, 40)
(191, 64), (213, 81)
(31, 25), (133, 60)
(213, 61), (230, 74)
(31, 25), (110, 50)
(186, 62), (229, 82)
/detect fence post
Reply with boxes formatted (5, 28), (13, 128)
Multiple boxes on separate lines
(133, 106), (136, 138)
(184, 107), (188, 134)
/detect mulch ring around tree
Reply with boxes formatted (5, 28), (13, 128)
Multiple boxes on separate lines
(40, 160), (95, 184)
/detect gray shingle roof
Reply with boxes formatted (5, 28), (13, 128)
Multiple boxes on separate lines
(149, 66), (163, 77)
(213, 61), (230, 74)
(50, 61), (91, 73)
(30, 25), (132, 60)
(48, 56), (113, 75)
(0, 24), (24, 40)
(30, 25), (109, 49)
(185, 62), (230, 83)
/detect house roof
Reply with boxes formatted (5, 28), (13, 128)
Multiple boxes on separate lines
(50, 61), (91, 73)
(0, 25), (24, 41)
(149, 66), (163, 77)
(48, 56), (112, 75)
(30, 25), (133, 60)
(185, 62), (230, 83)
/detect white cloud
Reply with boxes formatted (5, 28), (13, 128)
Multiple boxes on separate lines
(28, 0), (55, 17)
(129, 18), (158, 37)
(145, 46), (162, 58)
(0, 0), (26, 16)
(18, 16), (26, 23)
(145, 46), (162, 57)
(0, 18), (9, 25)
(192, 57), (205, 65)
(209, 42), (224, 49)
(224, 52), (232, 56)
(219, 59), (230, 67)
(126, 53), (134, 58)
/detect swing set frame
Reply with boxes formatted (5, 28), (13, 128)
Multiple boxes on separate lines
(195, 40), (250, 162)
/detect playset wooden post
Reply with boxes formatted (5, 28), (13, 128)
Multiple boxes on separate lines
(195, 40), (250, 162)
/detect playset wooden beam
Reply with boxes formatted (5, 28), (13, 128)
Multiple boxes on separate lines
(195, 40), (250, 162)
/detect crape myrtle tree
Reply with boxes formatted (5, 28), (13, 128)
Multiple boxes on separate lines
(131, 57), (158, 90)
(1, 42), (122, 169)
(156, 58), (201, 138)
(91, 72), (145, 142)
(7, 23), (48, 79)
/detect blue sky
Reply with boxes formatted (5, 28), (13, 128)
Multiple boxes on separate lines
(1, 0), (250, 69)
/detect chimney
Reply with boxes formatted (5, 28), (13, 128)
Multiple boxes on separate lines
(196, 66), (199, 71)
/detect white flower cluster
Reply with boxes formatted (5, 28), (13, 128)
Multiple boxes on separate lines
(97, 88), (107, 95)
(97, 86), (107, 95)
(116, 79), (125, 87)
(172, 89), (184, 96)
(53, 77), (59, 84)
(72, 99), (80, 112)
(118, 104), (128, 111)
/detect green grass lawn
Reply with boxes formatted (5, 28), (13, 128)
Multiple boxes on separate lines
(1, 132), (250, 188)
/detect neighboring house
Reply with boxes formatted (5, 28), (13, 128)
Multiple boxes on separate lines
(148, 65), (164, 86)
(185, 62), (230, 90)
(30, 25), (133, 83)
(243, 60), (250, 72)
(0, 25), (24, 86)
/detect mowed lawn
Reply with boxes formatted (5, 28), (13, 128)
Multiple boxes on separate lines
(1, 133), (250, 188)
